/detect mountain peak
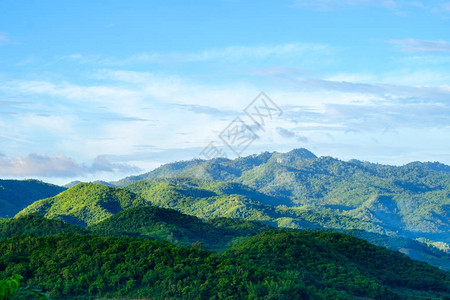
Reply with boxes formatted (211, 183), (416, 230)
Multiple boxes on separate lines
(284, 148), (317, 159)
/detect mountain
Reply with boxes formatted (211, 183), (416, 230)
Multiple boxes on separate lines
(112, 148), (317, 186)
(12, 148), (450, 269)
(348, 229), (450, 270)
(63, 180), (82, 188)
(114, 148), (449, 245)
(88, 206), (272, 250)
(0, 179), (65, 218)
(1, 229), (449, 299)
(15, 183), (146, 226)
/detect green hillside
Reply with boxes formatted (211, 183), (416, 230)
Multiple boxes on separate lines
(348, 230), (450, 270)
(0, 213), (86, 239)
(118, 149), (449, 245)
(88, 206), (272, 250)
(1, 230), (449, 299)
(225, 230), (450, 299)
(15, 183), (146, 226)
(0, 179), (65, 218)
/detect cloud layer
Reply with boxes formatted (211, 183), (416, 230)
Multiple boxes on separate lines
(0, 154), (140, 178)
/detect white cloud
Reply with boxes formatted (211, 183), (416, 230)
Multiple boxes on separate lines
(390, 39), (450, 53)
(0, 153), (141, 178)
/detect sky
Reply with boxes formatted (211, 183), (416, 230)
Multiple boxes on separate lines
(1, 0), (450, 185)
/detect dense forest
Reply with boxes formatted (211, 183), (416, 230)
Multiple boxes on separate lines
(1, 226), (450, 299)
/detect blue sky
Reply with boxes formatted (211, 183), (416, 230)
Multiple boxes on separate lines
(1, 0), (450, 184)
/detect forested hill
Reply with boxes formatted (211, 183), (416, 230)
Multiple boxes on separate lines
(15, 183), (146, 226)
(1, 229), (449, 299)
(0, 179), (65, 218)
(112, 148), (450, 244)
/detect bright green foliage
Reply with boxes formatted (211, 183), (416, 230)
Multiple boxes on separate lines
(0, 179), (65, 218)
(0, 274), (48, 299)
(0, 274), (20, 300)
(15, 183), (146, 226)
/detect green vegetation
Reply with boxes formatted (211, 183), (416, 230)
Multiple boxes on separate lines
(0, 274), (48, 300)
(0, 179), (65, 218)
(4, 148), (450, 298)
(1, 230), (450, 299)
(11, 149), (450, 269)
(0, 214), (86, 239)
(88, 206), (271, 250)
(120, 149), (449, 244)
(16, 183), (146, 226)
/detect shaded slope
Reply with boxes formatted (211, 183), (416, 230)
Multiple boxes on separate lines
(88, 206), (272, 250)
(0, 179), (65, 218)
(0, 214), (86, 239)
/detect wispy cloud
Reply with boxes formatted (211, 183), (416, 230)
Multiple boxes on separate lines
(100, 116), (149, 122)
(294, 0), (400, 10)
(0, 153), (141, 177)
(276, 127), (308, 142)
(61, 43), (329, 66)
(0, 33), (10, 44)
(174, 104), (238, 117)
(433, 1), (450, 13)
(390, 39), (450, 53)
(293, 0), (450, 13)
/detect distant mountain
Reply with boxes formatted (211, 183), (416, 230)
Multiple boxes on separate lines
(16, 183), (146, 226)
(346, 229), (450, 270)
(63, 180), (82, 188)
(115, 148), (449, 245)
(0, 179), (65, 218)
(112, 148), (317, 186)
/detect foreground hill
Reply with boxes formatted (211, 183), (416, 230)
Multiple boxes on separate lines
(0, 179), (65, 218)
(16, 183), (146, 226)
(1, 230), (449, 299)
(0, 213), (86, 239)
(225, 230), (450, 299)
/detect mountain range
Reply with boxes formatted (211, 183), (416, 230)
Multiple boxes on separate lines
(1, 148), (450, 298)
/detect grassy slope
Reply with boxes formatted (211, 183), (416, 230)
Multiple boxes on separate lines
(15, 183), (146, 226)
